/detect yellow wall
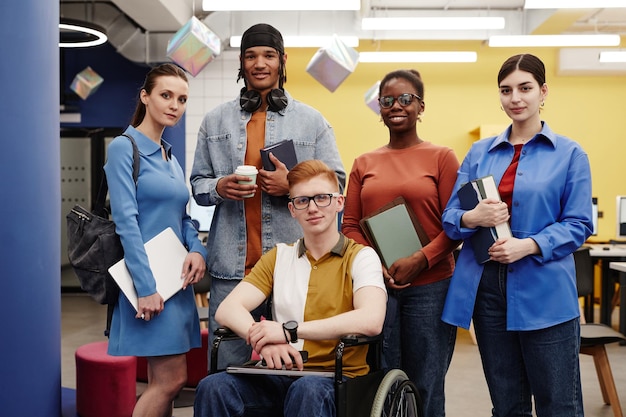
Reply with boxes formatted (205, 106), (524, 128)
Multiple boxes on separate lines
(283, 40), (626, 242)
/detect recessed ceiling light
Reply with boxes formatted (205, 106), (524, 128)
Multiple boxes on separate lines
(488, 34), (620, 47)
(362, 17), (505, 31)
(524, 0), (626, 8)
(359, 51), (477, 63)
(203, 0), (359, 11)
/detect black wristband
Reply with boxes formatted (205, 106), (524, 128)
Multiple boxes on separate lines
(282, 327), (290, 344)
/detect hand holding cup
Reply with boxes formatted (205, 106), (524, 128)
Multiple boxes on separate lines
(235, 165), (258, 198)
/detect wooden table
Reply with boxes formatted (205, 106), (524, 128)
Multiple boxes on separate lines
(586, 244), (626, 326)
(609, 261), (626, 338)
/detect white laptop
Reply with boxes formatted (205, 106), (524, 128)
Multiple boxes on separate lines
(108, 227), (189, 311)
(227, 364), (334, 378)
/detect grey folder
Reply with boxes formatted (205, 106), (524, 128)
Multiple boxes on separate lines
(360, 197), (429, 269)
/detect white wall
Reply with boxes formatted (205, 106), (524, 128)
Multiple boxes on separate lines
(184, 50), (241, 179)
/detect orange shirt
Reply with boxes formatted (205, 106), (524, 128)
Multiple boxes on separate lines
(244, 112), (265, 274)
(342, 141), (460, 286)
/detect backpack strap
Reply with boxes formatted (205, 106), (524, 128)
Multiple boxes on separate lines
(121, 133), (140, 184)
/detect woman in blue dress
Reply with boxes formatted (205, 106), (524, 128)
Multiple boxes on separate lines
(104, 63), (207, 416)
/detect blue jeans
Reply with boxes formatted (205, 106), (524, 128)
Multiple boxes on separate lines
(208, 277), (266, 370)
(473, 262), (584, 417)
(382, 278), (457, 417)
(194, 372), (335, 417)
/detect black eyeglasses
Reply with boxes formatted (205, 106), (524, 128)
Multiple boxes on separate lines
(378, 93), (422, 109)
(290, 193), (341, 210)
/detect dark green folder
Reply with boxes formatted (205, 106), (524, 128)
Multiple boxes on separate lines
(360, 197), (430, 269)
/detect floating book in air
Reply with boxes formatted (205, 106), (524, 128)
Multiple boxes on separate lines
(260, 139), (298, 171)
(359, 197), (430, 269)
(457, 175), (512, 264)
(108, 227), (189, 311)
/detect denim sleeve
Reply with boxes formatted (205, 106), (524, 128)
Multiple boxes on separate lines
(189, 118), (225, 207)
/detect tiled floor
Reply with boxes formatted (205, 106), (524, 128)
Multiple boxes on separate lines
(61, 293), (626, 417)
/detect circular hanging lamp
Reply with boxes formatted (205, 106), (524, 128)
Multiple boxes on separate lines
(59, 18), (108, 48)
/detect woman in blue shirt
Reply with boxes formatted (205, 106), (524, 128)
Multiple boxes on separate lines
(104, 63), (207, 416)
(442, 54), (592, 416)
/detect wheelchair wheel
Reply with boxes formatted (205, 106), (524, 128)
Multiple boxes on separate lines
(370, 369), (422, 417)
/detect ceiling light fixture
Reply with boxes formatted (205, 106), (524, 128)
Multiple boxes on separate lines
(362, 16), (505, 31)
(230, 35), (359, 48)
(203, 0), (360, 11)
(359, 51), (477, 63)
(59, 18), (108, 48)
(524, 0), (626, 8)
(488, 34), (620, 47)
(599, 51), (626, 63)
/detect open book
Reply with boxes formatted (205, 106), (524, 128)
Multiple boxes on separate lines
(108, 227), (189, 311)
(359, 197), (430, 269)
(457, 175), (512, 264)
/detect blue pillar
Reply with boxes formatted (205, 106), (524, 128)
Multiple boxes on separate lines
(0, 1), (61, 416)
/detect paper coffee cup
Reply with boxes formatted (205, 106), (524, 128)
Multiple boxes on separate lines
(235, 165), (258, 198)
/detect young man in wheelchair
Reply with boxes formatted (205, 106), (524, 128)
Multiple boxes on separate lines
(194, 160), (387, 417)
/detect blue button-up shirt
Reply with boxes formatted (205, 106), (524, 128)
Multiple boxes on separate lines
(190, 90), (346, 280)
(442, 122), (593, 330)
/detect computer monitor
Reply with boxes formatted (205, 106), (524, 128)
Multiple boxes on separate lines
(616, 196), (626, 240)
(189, 199), (215, 232)
(592, 197), (598, 236)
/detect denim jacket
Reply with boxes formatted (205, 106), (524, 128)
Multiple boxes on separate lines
(190, 90), (346, 280)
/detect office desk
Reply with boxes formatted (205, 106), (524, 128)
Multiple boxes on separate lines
(609, 262), (626, 338)
(587, 244), (626, 326)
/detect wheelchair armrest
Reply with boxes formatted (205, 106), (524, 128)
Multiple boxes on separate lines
(335, 334), (383, 382)
(214, 326), (238, 338)
(340, 334), (382, 347)
(210, 327), (243, 374)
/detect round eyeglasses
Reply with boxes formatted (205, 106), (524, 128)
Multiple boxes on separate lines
(290, 193), (341, 210)
(378, 93), (422, 109)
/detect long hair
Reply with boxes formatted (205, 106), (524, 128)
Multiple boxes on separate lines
(130, 63), (188, 127)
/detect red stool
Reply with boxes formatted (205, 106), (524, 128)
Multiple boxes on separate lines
(75, 341), (136, 417)
(186, 328), (209, 387)
(136, 328), (208, 386)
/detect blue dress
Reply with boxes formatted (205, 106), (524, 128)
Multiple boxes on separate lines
(104, 126), (207, 356)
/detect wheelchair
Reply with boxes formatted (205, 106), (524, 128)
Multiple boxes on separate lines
(210, 328), (423, 417)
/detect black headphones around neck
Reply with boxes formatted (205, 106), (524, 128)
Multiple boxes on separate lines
(239, 87), (288, 113)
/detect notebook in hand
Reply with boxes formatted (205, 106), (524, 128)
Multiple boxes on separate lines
(260, 139), (298, 171)
(359, 197), (430, 269)
(108, 227), (189, 311)
(457, 175), (512, 264)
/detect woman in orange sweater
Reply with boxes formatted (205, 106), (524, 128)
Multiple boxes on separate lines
(342, 69), (460, 417)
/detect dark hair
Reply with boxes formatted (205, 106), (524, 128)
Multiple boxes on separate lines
(130, 63), (188, 127)
(237, 23), (287, 87)
(379, 69), (424, 100)
(497, 54), (546, 86)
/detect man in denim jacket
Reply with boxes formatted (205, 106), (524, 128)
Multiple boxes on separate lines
(190, 23), (345, 368)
